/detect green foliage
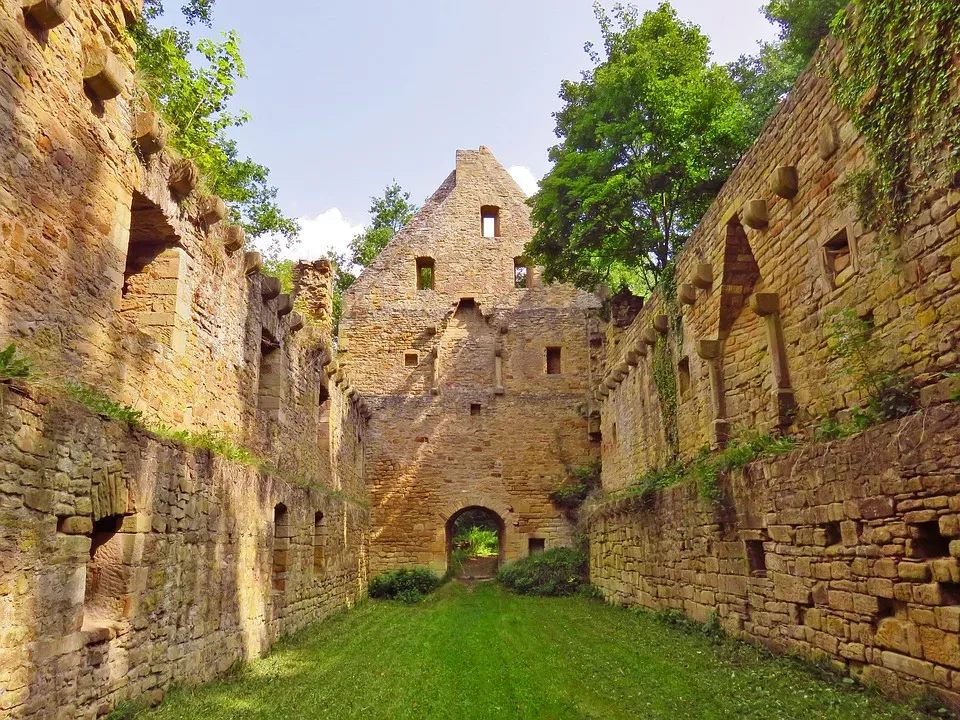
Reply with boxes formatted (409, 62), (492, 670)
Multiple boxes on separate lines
(654, 608), (727, 645)
(0, 343), (31, 382)
(261, 259), (295, 294)
(497, 547), (588, 597)
(526, 2), (753, 292)
(829, 0), (960, 237)
(651, 335), (679, 455)
(451, 526), (499, 557)
(65, 382), (146, 428)
(729, 0), (844, 138)
(348, 183), (420, 268)
(153, 426), (268, 468)
(131, 2), (298, 250)
(548, 460), (601, 508)
(102, 700), (142, 720)
(368, 567), (442, 603)
(827, 310), (919, 421)
(623, 430), (797, 506)
(948, 372), (960, 402)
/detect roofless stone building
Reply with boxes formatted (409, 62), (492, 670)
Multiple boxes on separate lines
(2, 0), (960, 716)
(340, 147), (601, 573)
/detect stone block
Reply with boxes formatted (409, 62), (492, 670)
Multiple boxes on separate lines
(22, 0), (72, 28)
(772, 573), (811, 604)
(653, 315), (669, 334)
(860, 497), (895, 520)
(691, 263), (713, 290)
(899, 562), (931, 582)
(276, 294), (293, 316)
(83, 44), (124, 101)
(168, 159), (199, 196)
(748, 292), (779, 317)
(742, 199), (769, 230)
(679, 283), (697, 306)
(244, 251), (263, 276)
(769, 166), (798, 199)
(261, 275), (281, 301)
(818, 123), (840, 160)
(201, 197), (227, 226)
(224, 226), (245, 252)
(134, 112), (165, 156)
(58, 516), (92, 535)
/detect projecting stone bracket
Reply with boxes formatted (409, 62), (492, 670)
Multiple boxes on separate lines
(770, 166), (799, 199)
(134, 112), (165, 157)
(83, 43), (124, 101)
(679, 283), (697, 306)
(275, 293), (293, 316)
(261, 275), (281, 301)
(200, 196), (227, 226)
(653, 315), (669, 334)
(691, 263), (713, 290)
(244, 251), (263, 276)
(818, 123), (840, 160)
(22, 0), (72, 29)
(168, 159), (199, 197)
(696, 338), (729, 447)
(742, 199), (769, 230)
(224, 226), (245, 252)
(749, 292), (796, 428)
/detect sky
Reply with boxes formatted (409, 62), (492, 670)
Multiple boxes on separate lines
(189, 1), (781, 260)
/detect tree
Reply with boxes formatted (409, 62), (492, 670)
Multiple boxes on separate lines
(729, 0), (846, 137)
(348, 183), (420, 268)
(132, 1), (299, 249)
(526, 3), (752, 292)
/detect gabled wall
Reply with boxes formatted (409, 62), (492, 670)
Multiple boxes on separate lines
(342, 147), (602, 573)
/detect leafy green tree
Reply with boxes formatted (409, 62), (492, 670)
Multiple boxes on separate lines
(526, 3), (752, 292)
(348, 183), (420, 268)
(132, 1), (299, 249)
(729, 0), (845, 137)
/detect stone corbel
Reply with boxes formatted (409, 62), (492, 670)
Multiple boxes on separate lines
(748, 292), (796, 428)
(695, 338), (729, 447)
(692, 263), (713, 291)
(244, 251), (263, 276)
(742, 199), (769, 230)
(22, 0), (72, 29)
(134, 112), (165, 156)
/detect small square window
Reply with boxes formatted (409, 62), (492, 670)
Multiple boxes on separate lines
(470, 403), (481, 416)
(528, 538), (545, 555)
(546, 347), (562, 375)
(745, 540), (767, 577)
(821, 227), (856, 288)
(404, 352), (419, 367)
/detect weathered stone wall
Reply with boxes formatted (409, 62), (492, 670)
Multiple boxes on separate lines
(0, 384), (368, 719)
(0, 2), (372, 717)
(588, 38), (960, 706)
(342, 148), (602, 573)
(594, 40), (960, 491)
(591, 405), (960, 704)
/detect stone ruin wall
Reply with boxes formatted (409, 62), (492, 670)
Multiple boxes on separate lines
(0, 1), (371, 717)
(341, 149), (602, 573)
(588, 40), (960, 703)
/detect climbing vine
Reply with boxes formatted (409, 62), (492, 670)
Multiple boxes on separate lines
(651, 265), (682, 457)
(828, 0), (960, 237)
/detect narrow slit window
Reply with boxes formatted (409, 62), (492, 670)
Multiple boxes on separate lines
(273, 504), (289, 592)
(677, 357), (691, 396)
(416, 257), (435, 291)
(546, 347), (562, 375)
(528, 538), (545, 555)
(313, 511), (325, 575)
(514, 257), (531, 289)
(481, 205), (500, 238)
(259, 332), (283, 415)
(84, 514), (125, 627)
(404, 352), (419, 367)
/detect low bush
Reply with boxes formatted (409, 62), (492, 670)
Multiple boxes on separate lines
(0, 343), (31, 382)
(498, 547), (588, 597)
(368, 567), (441, 603)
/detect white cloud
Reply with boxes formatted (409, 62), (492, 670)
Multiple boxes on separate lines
(258, 208), (364, 261)
(508, 165), (539, 197)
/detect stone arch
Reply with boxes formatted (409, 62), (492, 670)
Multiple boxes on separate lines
(443, 504), (507, 577)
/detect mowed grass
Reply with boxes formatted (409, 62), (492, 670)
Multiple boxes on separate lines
(137, 582), (935, 720)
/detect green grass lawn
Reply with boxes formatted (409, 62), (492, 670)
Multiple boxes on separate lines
(134, 582), (938, 720)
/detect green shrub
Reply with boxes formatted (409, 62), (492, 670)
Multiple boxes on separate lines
(549, 460), (602, 509)
(452, 526), (498, 557)
(368, 567), (441, 603)
(497, 547), (588, 597)
(0, 343), (31, 382)
(65, 382), (145, 428)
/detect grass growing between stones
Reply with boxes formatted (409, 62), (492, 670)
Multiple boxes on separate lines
(135, 583), (936, 720)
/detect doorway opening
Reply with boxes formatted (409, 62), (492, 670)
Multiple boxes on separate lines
(445, 506), (504, 580)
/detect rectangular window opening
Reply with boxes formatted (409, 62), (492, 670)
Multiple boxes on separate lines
(481, 205), (500, 238)
(404, 352), (419, 367)
(84, 514), (125, 627)
(823, 228), (852, 286)
(546, 347), (562, 375)
(273, 504), (289, 592)
(514, 258), (531, 289)
(909, 521), (951, 559)
(528, 538), (545, 555)
(259, 333), (283, 414)
(470, 403), (481, 416)
(745, 539), (767, 577)
(313, 511), (325, 575)
(416, 257), (435, 291)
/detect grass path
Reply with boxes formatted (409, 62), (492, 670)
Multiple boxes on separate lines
(137, 582), (934, 720)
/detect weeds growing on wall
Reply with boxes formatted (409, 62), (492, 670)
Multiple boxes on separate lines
(0, 344), (31, 383)
(548, 460), (601, 509)
(66, 382), (147, 428)
(826, 310), (919, 421)
(368, 568), (442, 603)
(606, 429), (798, 508)
(650, 265), (682, 458)
(828, 0), (960, 238)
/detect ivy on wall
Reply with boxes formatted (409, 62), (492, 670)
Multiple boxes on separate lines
(829, 0), (960, 236)
(650, 266), (682, 458)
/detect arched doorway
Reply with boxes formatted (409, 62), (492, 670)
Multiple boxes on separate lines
(445, 506), (505, 579)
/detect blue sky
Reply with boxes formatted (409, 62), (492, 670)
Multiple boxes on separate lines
(194, 1), (780, 259)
